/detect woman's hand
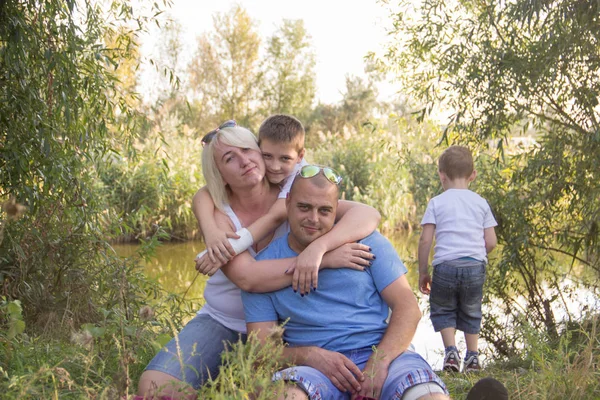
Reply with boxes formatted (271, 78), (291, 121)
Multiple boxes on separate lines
(195, 251), (227, 276)
(204, 228), (240, 264)
(292, 245), (325, 295)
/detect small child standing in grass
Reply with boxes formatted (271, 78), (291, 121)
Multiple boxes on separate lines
(418, 145), (498, 373)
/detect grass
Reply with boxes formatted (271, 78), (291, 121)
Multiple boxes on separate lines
(444, 316), (600, 399)
(1, 311), (598, 399)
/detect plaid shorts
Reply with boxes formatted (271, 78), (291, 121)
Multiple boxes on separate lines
(272, 346), (447, 399)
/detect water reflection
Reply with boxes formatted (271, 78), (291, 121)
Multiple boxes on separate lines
(113, 241), (209, 302)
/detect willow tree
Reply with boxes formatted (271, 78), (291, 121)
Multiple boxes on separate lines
(188, 5), (262, 129)
(377, 0), (600, 355)
(0, 0), (164, 332)
(261, 19), (317, 121)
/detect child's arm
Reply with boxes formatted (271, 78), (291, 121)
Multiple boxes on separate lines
(484, 227), (497, 254)
(192, 187), (240, 264)
(245, 198), (287, 243)
(418, 224), (435, 295)
(195, 210), (374, 292)
(291, 200), (381, 295)
(195, 199), (287, 276)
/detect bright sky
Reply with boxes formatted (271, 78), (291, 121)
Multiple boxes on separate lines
(141, 0), (392, 104)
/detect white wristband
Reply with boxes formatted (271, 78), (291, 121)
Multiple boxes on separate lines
(195, 249), (207, 260)
(195, 228), (254, 259)
(229, 228), (254, 255)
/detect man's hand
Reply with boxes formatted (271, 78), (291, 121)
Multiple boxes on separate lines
(304, 347), (365, 394)
(419, 273), (431, 295)
(195, 251), (227, 276)
(352, 356), (390, 400)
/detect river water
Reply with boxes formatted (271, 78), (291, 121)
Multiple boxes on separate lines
(114, 233), (599, 370)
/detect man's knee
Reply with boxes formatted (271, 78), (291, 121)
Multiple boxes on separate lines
(402, 382), (448, 400)
(416, 394), (450, 400)
(137, 370), (196, 399)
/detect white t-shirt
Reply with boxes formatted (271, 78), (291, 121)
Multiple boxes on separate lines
(421, 189), (497, 266)
(278, 159), (309, 199)
(198, 204), (288, 333)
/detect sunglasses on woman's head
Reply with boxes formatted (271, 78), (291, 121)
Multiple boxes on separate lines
(201, 120), (237, 146)
(298, 165), (343, 185)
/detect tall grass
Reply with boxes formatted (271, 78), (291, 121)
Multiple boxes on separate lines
(100, 116), (443, 241)
(2, 307), (598, 398)
(311, 119), (432, 233)
(443, 315), (600, 400)
(97, 132), (204, 243)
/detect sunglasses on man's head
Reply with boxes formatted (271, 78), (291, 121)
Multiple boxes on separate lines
(201, 120), (237, 146)
(298, 165), (343, 185)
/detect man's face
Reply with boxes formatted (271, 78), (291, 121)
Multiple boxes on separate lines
(285, 177), (338, 253)
(260, 139), (304, 185)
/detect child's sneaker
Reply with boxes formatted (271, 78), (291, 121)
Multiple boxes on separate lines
(443, 349), (460, 372)
(463, 353), (482, 373)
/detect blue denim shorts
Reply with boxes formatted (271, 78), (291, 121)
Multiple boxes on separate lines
(430, 259), (486, 334)
(272, 347), (447, 399)
(144, 313), (246, 389)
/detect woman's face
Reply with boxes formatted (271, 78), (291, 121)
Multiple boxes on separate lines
(213, 140), (265, 190)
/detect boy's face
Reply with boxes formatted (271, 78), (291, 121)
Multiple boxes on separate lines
(260, 139), (305, 185)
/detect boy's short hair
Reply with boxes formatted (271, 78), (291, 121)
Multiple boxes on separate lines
(258, 114), (305, 151)
(438, 145), (474, 180)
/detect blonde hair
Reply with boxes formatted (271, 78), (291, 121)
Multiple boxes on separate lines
(201, 126), (263, 211)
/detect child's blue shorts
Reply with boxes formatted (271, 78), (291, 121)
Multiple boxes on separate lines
(272, 346), (447, 399)
(430, 258), (486, 334)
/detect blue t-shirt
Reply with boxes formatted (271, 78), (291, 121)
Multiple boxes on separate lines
(241, 231), (407, 353)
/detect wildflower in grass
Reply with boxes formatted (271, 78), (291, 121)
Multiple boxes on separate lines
(71, 330), (93, 348)
(139, 305), (155, 321)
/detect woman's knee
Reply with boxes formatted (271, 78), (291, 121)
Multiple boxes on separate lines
(276, 384), (308, 400)
(137, 370), (196, 399)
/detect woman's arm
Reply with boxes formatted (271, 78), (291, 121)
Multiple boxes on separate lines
(192, 187), (238, 263)
(199, 201), (375, 293)
(209, 242), (372, 293)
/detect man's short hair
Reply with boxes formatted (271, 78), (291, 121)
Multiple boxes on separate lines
(258, 114), (305, 151)
(289, 172), (340, 199)
(438, 145), (474, 180)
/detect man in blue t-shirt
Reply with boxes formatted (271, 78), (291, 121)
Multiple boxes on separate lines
(241, 166), (449, 400)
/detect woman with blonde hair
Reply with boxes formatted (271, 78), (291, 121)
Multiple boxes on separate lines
(136, 122), (380, 399)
